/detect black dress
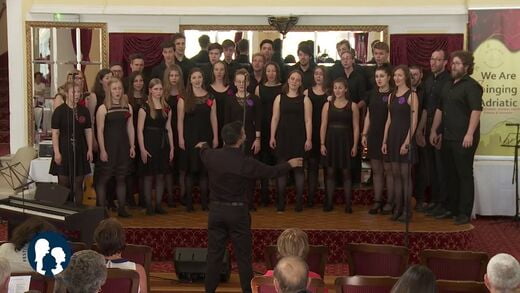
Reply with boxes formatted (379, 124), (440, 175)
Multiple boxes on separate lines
(95, 105), (132, 177)
(275, 94), (306, 161)
(366, 89), (391, 160)
(208, 86), (234, 147)
(49, 103), (92, 176)
(259, 84), (282, 165)
(129, 96), (146, 174)
(138, 103), (171, 175)
(323, 100), (353, 168)
(307, 88), (328, 159)
(224, 94), (262, 155)
(179, 95), (214, 173)
(387, 90), (415, 163)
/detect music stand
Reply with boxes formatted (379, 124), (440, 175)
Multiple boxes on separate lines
(0, 162), (36, 212)
(501, 123), (520, 222)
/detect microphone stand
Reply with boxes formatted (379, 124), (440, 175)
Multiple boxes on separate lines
(71, 73), (78, 206)
(502, 123), (520, 222)
(241, 73), (249, 153)
(404, 88), (416, 248)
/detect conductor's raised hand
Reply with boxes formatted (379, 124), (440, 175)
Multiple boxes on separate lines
(288, 157), (303, 168)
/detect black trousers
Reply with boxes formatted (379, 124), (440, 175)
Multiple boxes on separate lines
(441, 139), (478, 217)
(205, 204), (252, 293)
(415, 143), (447, 204)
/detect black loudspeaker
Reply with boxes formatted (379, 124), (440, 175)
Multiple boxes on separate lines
(35, 182), (69, 205)
(173, 247), (231, 282)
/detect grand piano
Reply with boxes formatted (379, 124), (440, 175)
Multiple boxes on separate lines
(0, 196), (106, 245)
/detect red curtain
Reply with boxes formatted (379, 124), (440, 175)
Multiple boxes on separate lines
(390, 34), (464, 70)
(109, 33), (173, 76)
(354, 33), (369, 63)
(71, 29), (92, 89)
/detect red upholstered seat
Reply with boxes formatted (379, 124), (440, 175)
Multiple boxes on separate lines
(101, 268), (139, 293)
(345, 243), (409, 277)
(420, 249), (489, 281)
(436, 280), (488, 293)
(334, 276), (399, 293)
(264, 245), (329, 278)
(251, 276), (325, 293)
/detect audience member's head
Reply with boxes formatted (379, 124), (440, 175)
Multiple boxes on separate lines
(0, 257), (10, 293)
(61, 250), (107, 293)
(94, 218), (126, 257)
(391, 265), (437, 293)
(198, 34), (210, 50)
(485, 253), (520, 293)
(273, 256), (309, 293)
(277, 228), (309, 259)
(9, 217), (56, 251)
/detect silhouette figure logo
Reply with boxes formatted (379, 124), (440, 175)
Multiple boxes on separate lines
(27, 231), (71, 276)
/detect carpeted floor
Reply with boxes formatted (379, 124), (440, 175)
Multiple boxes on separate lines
(148, 215), (520, 275)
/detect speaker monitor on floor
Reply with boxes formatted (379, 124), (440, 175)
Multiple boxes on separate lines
(173, 247), (230, 282)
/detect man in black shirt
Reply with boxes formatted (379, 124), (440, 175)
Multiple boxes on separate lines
(151, 39), (175, 80)
(191, 34), (210, 65)
(416, 50), (451, 217)
(172, 33), (195, 83)
(430, 50), (483, 225)
(222, 39), (239, 81)
(201, 121), (303, 293)
(289, 44), (315, 90)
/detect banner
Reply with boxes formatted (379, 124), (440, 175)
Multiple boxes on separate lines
(469, 9), (520, 156)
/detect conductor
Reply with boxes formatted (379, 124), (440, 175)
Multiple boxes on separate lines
(198, 121), (303, 293)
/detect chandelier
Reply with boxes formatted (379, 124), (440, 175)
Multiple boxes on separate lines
(268, 16), (299, 39)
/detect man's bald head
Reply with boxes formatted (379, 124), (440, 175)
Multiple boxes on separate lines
(273, 256), (309, 293)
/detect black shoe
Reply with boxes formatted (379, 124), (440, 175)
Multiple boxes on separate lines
(146, 207), (155, 215)
(415, 202), (428, 212)
(186, 206), (195, 212)
(167, 201), (176, 208)
(249, 205), (257, 212)
(344, 206), (353, 214)
(323, 205), (333, 212)
(398, 212), (412, 223)
(368, 202), (383, 215)
(295, 205), (303, 212)
(391, 210), (402, 221)
(430, 206), (447, 217)
(155, 206), (168, 215)
(118, 208), (132, 218)
(424, 203), (437, 212)
(435, 210), (453, 219)
(454, 215), (470, 225)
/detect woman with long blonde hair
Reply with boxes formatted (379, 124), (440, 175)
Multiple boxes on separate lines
(95, 78), (135, 217)
(137, 78), (174, 215)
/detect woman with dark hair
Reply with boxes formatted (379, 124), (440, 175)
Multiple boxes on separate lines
(224, 69), (262, 209)
(50, 82), (93, 205)
(162, 65), (184, 208)
(177, 68), (218, 211)
(126, 71), (147, 208)
(270, 70), (312, 212)
(94, 218), (148, 292)
(391, 265), (437, 293)
(362, 65), (395, 215)
(255, 61), (282, 206)
(88, 69), (113, 125)
(95, 78), (135, 217)
(304, 65), (329, 207)
(320, 78), (359, 212)
(137, 78), (174, 215)
(0, 217), (56, 272)
(382, 65), (419, 222)
(209, 61), (234, 147)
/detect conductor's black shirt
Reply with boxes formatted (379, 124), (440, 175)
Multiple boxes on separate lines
(200, 145), (291, 203)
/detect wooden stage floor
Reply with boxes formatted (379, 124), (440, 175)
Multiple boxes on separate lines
(118, 204), (473, 233)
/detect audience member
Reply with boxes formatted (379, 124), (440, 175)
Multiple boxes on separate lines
(59, 250), (107, 293)
(94, 218), (148, 293)
(273, 256), (310, 293)
(0, 257), (10, 293)
(0, 217), (56, 272)
(265, 228), (321, 279)
(485, 253), (520, 293)
(390, 265), (437, 293)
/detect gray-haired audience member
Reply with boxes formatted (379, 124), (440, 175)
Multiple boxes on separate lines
(391, 265), (437, 293)
(0, 257), (10, 293)
(61, 250), (107, 293)
(273, 256), (310, 293)
(485, 253), (520, 293)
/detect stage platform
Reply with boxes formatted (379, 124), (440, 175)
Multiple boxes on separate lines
(118, 189), (473, 264)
